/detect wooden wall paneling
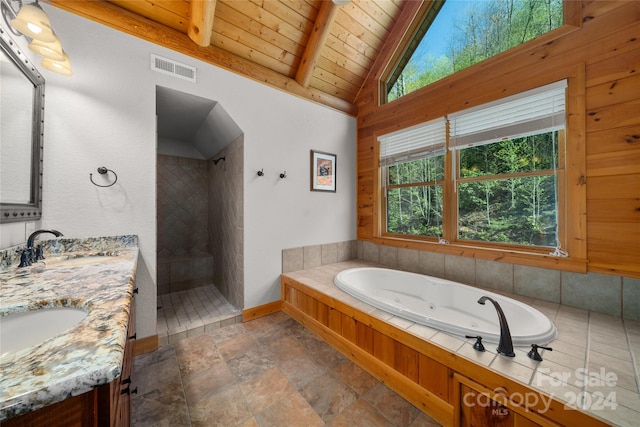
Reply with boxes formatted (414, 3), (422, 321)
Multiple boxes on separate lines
(586, 124), (640, 156)
(588, 224), (640, 275)
(341, 313), (357, 344)
(587, 174), (640, 199)
(586, 74), (640, 110)
(588, 199), (640, 223)
(418, 354), (451, 402)
(328, 306), (342, 334)
(356, 320), (374, 354)
(581, 0), (630, 20)
(317, 300), (329, 326)
(586, 45), (640, 87)
(394, 341), (419, 382)
(373, 329), (395, 367)
(356, 1), (640, 275)
(586, 148), (640, 177)
(586, 87), (640, 130)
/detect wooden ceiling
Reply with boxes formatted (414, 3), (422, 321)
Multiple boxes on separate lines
(48, 0), (412, 115)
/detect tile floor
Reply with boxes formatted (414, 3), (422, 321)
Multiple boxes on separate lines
(132, 312), (442, 427)
(157, 285), (242, 346)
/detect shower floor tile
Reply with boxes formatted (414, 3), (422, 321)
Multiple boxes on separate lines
(157, 285), (241, 345)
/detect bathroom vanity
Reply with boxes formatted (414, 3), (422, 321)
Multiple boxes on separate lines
(0, 236), (139, 426)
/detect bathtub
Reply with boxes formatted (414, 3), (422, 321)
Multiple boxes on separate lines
(334, 267), (557, 346)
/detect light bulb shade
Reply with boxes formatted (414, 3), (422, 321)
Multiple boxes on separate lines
(29, 34), (64, 60)
(41, 52), (73, 76)
(332, 0), (351, 5)
(10, 3), (56, 42)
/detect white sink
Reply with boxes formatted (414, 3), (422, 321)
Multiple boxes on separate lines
(0, 307), (88, 356)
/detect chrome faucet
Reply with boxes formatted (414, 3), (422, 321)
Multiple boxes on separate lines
(478, 296), (515, 357)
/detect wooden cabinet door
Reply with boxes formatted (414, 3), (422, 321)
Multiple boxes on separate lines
(455, 374), (561, 427)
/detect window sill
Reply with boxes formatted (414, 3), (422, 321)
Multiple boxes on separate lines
(372, 235), (588, 273)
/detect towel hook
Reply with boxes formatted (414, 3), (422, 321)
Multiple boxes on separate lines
(90, 167), (118, 187)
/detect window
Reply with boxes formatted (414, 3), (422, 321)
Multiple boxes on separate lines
(380, 119), (446, 238)
(385, 0), (564, 103)
(380, 81), (567, 253)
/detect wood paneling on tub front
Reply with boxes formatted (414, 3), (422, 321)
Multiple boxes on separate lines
(355, 1), (640, 278)
(281, 274), (610, 427)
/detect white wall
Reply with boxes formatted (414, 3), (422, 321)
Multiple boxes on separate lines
(0, 5), (356, 336)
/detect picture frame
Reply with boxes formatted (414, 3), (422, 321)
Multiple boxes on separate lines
(310, 150), (336, 192)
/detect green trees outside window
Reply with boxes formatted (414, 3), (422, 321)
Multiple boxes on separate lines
(384, 131), (561, 247)
(457, 132), (560, 246)
(387, 0), (563, 103)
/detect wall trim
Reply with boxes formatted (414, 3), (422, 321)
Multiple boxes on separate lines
(133, 335), (158, 356)
(242, 300), (282, 322)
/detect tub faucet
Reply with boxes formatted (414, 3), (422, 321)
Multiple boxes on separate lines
(478, 296), (515, 357)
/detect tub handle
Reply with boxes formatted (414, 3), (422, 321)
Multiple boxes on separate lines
(466, 335), (486, 352)
(527, 344), (552, 362)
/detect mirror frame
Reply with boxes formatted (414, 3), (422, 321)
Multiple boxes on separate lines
(0, 26), (45, 223)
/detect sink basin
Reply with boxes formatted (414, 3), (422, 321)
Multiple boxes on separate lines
(0, 307), (88, 356)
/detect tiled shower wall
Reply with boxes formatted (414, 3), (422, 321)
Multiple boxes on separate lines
(208, 136), (244, 309)
(157, 155), (213, 295)
(282, 240), (639, 321)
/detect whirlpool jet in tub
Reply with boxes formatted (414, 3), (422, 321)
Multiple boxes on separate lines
(334, 267), (557, 346)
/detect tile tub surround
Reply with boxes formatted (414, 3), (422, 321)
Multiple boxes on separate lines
(355, 241), (640, 321)
(0, 235), (138, 421)
(282, 261), (640, 427)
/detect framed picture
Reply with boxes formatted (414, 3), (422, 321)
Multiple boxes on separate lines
(310, 150), (336, 192)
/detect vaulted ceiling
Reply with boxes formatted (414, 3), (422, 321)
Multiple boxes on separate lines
(48, 0), (413, 116)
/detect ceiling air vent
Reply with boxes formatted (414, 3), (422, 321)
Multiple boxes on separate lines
(151, 54), (196, 82)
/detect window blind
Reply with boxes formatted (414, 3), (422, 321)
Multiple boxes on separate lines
(449, 80), (567, 150)
(378, 118), (446, 167)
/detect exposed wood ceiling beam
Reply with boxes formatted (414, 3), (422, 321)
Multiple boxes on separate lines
(295, 1), (339, 88)
(47, 0), (357, 115)
(188, 0), (216, 47)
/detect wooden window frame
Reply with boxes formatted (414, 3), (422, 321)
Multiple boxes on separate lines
(380, 0), (581, 106)
(374, 68), (587, 273)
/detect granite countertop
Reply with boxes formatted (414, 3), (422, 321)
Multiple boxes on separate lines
(283, 261), (640, 427)
(0, 235), (139, 421)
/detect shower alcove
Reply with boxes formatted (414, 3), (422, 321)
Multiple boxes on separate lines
(155, 86), (244, 344)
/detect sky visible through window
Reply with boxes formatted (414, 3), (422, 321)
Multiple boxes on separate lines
(387, 0), (563, 102)
(414, 1), (465, 60)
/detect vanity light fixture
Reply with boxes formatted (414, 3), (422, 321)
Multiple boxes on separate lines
(41, 51), (72, 76)
(9, 1), (54, 42)
(2, 0), (73, 76)
(28, 33), (64, 60)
